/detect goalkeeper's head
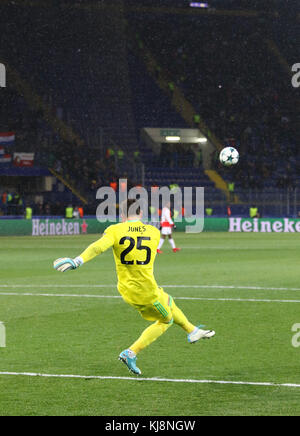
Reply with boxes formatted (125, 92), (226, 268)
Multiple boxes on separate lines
(120, 199), (142, 222)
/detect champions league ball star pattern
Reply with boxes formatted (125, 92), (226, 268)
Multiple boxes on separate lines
(219, 147), (239, 167)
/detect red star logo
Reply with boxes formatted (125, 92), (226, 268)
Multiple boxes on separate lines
(81, 220), (88, 234)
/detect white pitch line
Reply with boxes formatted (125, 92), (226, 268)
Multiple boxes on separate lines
(0, 284), (114, 288)
(175, 297), (300, 304)
(168, 285), (300, 292)
(1, 284), (300, 292)
(0, 292), (299, 304)
(0, 371), (300, 389)
(0, 292), (121, 299)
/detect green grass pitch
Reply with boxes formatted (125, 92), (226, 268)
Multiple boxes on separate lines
(1, 232), (300, 416)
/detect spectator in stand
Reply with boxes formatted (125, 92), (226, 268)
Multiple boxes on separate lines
(73, 206), (80, 219)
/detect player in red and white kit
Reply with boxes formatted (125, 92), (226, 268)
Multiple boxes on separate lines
(157, 202), (181, 254)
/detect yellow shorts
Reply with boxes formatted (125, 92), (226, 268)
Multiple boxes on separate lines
(130, 288), (173, 324)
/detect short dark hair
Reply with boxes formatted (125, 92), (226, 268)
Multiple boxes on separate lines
(120, 199), (141, 218)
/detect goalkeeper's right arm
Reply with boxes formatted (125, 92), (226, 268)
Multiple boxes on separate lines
(53, 229), (115, 272)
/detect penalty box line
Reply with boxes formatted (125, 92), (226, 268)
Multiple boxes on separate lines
(0, 371), (300, 389)
(0, 292), (300, 304)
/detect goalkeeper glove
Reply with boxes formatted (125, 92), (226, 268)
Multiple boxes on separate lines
(53, 257), (83, 272)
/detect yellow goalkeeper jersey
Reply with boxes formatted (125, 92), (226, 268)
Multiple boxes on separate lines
(79, 220), (161, 305)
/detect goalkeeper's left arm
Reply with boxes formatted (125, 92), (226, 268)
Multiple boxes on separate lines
(53, 231), (114, 272)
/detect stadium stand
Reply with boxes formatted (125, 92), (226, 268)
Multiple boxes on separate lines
(0, 2), (299, 217)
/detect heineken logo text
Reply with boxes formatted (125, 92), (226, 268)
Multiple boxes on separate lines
(229, 218), (300, 233)
(32, 219), (80, 236)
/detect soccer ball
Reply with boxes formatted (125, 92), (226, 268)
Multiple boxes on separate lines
(219, 147), (239, 167)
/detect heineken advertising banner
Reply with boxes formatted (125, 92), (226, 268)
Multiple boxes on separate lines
(0, 219), (106, 237)
(0, 218), (226, 236)
(228, 218), (300, 233)
(32, 219), (87, 236)
(1, 218), (300, 236)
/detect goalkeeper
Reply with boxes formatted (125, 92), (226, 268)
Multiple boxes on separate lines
(53, 199), (215, 375)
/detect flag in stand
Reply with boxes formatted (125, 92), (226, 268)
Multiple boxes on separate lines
(0, 146), (12, 164)
(13, 152), (35, 167)
(0, 132), (15, 146)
